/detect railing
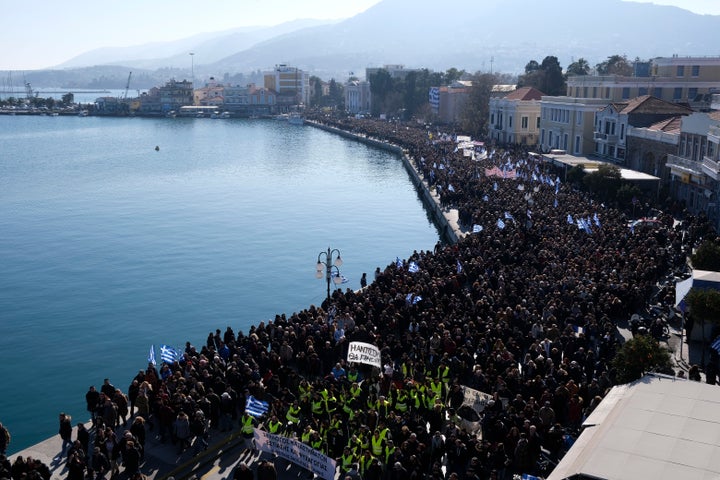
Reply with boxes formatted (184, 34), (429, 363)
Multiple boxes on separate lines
(666, 154), (704, 175)
(703, 156), (720, 180)
(594, 132), (607, 140)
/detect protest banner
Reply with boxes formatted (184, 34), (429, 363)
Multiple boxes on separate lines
(254, 429), (336, 480)
(346, 341), (381, 369)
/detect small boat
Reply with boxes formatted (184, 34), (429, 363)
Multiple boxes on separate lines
(78, 110), (89, 117)
(287, 112), (304, 125)
(166, 110), (177, 118)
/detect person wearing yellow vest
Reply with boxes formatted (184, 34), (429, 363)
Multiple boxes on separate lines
(240, 412), (255, 438)
(358, 449), (376, 477)
(383, 439), (396, 465)
(285, 401), (301, 424)
(266, 415), (284, 436)
(437, 362), (451, 384)
(370, 429), (385, 457)
(300, 425), (315, 445)
(429, 378), (444, 402)
(394, 389), (408, 413)
(311, 393), (325, 419)
(337, 446), (356, 477)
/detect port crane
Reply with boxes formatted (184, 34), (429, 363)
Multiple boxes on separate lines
(123, 71), (132, 100)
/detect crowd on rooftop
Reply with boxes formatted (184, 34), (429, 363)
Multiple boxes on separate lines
(3, 116), (714, 480)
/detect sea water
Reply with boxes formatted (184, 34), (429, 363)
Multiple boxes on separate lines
(0, 115), (440, 454)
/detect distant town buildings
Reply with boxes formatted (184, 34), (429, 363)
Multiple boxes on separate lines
(263, 64), (310, 108)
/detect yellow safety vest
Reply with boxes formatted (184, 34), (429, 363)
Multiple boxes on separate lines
(286, 405), (300, 423)
(371, 436), (384, 456)
(241, 415), (254, 435)
(268, 420), (282, 434)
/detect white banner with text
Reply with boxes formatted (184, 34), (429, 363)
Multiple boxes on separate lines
(254, 429), (336, 480)
(346, 341), (381, 369)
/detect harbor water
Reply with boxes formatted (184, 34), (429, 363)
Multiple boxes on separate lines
(0, 115), (441, 454)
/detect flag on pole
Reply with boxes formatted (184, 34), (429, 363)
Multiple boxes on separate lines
(497, 218), (506, 230)
(396, 257), (403, 269)
(160, 344), (181, 364)
(567, 214), (574, 224)
(246, 395), (269, 417)
(148, 345), (156, 366)
(457, 260), (463, 274)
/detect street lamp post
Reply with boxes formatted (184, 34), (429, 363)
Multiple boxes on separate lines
(189, 52), (195, 89)
(316, 247), (343, 302)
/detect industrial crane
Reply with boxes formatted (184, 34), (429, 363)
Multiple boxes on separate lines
(123, 71), (132, 100)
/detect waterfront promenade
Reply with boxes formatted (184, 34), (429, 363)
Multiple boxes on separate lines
(4, 116), (706, 480)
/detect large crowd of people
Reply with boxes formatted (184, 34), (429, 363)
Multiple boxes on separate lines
(4, 116), (714, 480)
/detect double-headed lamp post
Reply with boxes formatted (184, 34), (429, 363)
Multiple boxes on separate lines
(316, 247), (343, 302)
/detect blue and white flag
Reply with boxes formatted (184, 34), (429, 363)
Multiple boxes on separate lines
(497, 218), (506, 230)
(504, 212), (514, 222)
(522, 474), (541, 480)
(472, 224), (483, 233)
(408, 261), (420, 273)
(594, 212), (601, 227)
(457, 260), (463, 274)
(555, 181), (560, 194)
(567, 214), (574, 224)
(246, 395), (269, 418)
(554, 198), (558, 208)
(571, 325), (585, 337)
(412, 295), (422, 305)
(148, 345), (156, 366)
(493, 182), (498, 191)
(332, 271), (349, 284)
(517, 184), (525, 191)
(711, 336), (720, 353)
(406, 292), (414, 305)
(448, 184), (455, 192)
(160, 344), (181, 364)
(396, 257), (403, 269)
(482, 194), (489, 202)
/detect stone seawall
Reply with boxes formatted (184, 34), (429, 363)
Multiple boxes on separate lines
(309, 121), (461, 244)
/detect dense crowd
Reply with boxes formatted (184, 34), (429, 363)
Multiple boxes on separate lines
(6, 117), (713, 480)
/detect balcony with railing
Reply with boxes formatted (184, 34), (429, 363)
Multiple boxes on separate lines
(703, 156), (720, 180)
(667, 154), (704, 175)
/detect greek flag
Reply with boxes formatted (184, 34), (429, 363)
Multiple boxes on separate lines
(567, 214), (574, 224)
(245, 395), (269, 418)
(555, 181), (560, 194)
(482, 195), (489, 202)
(504, 212), (514, 222)
(448, 184), (455, 192)
(711, 336), (720, 353)
(148, 345), (156, 366)
(396, 257), (403, 269)
(412, 295), (422, 305)
(554, 198), (558, 208)
(594, 212), (601, 227)
(332, 271), (349, 284)
(408, 261), (419, 273)
(472, 224), (483, 233)
(160, 344), (181, 364)
(493, 182), (498, 191)
(457, 260), (463, 274)
(497, 218), (506, 230)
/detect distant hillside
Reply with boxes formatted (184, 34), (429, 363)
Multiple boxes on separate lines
(55, 19), (336, 70)
(20, 0), (720, 88)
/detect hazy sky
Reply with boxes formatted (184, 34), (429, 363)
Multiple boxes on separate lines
(1, 0), (719, 71)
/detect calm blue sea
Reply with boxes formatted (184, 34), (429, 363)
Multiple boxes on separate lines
(0, 115), (440, 454)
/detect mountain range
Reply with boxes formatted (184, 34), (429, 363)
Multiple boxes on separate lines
(22, 0), (720, 89)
